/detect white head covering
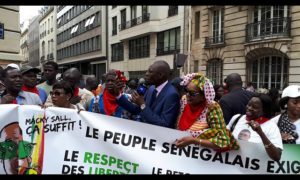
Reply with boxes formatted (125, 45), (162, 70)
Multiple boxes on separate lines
(6, 63), (20, 70)
(282, 85), (300, 98)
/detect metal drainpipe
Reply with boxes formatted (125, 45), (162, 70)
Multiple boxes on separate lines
(187, 6), (192, 74)
(105, 6), (109, 73)
(182, 6), (186, 76)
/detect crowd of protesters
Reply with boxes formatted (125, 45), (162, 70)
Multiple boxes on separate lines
(0, 60), (299, 163)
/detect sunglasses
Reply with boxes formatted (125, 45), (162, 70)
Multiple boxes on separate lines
(50, 91), (65, 97)
(184, 87), (201, 97)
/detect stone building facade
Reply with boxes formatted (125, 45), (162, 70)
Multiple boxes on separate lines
(0, 6), (22, 67)
(191, 5), (300, 90)
(39, 6), (57, 68)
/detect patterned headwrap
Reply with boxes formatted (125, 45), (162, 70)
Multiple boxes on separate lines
(180, 72), (215, 104)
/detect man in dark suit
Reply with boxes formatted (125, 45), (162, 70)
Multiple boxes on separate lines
(219, 73), (255, 124)
(116, 60), (180, 128)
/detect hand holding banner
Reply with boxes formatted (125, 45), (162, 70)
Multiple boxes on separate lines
(0, 104), (299, 174)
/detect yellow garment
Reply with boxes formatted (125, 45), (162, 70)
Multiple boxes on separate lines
(177, 95), (239, 151)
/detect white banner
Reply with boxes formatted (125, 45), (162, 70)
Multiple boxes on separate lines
(0, 105), (299, 174)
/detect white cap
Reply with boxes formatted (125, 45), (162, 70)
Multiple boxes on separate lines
(282, 85), (300, 98)
(6, 63), (20, 70)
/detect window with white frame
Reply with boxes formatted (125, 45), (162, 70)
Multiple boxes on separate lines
(51, 16), (53, 31)
(157, 27), (180, 55)
(45, 21), (47, 33)
(129, 35), (150, 59)
(41, 41), (45, 57)
(112, 16), (117, 35)
(212, 8), (224, 43)
(206, 59), (222, 85)
(195, 11), (200, 39)
(71, 25), (78, 35)
(120, 8), (126, 28)
(131, 6), (137, 27)
(48, 41), (50, 57)
(48, 19), (50, 33)
(253, 6), (289, 38)
(89, 15), (95, 26)
(111, 43), (124, 62)
(249, 55), (288, 90)
(51, 39), (54, 54)
(168, 6), (178, 17)
(57, 18), (62, 26)
(142, 5), (148, 15)
(85, 18), (91, 27)
(131, 6), (137, 19)
(194, 60), (199, 73)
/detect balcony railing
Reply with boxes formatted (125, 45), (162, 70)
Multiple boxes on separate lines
(119, 22), (126, 31)
(168, 7), (178, 17)
(47, 53), (54, 60)
(246, 17), (291, 42)
(112, 29), (117, 36)
(156, 45), (180, 56)
(119, 13), (150, 31)
(204, 34), (225, 48)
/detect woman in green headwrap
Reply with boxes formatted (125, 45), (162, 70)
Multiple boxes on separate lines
(175, 73), (239, 152)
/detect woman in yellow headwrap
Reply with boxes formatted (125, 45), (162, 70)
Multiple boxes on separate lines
(175, 73), (239, 152)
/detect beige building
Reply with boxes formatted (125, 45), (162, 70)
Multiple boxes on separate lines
(190, 5), (300, 90)
(108, 6), (185, 79)
(0, 6), (22, 67)
(39, 6), (57, 68)
(20, 27), (29, 65)
(28, 15), (40, 67)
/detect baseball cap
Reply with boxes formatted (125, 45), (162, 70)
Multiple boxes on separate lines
(281, 85), (300, 98)
(20, 65), (41, 75)
(6, 63), (20, 70)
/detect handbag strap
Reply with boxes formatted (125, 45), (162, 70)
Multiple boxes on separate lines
(230, 114), (243, 132)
